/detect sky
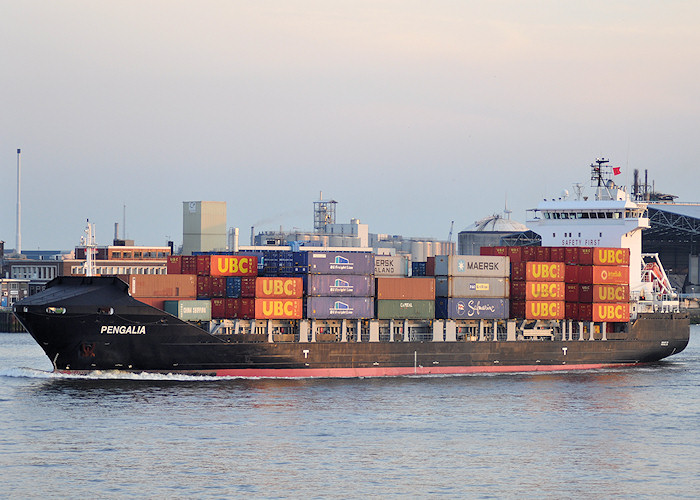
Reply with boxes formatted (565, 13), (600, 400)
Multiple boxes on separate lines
(1, 1), (699, 251)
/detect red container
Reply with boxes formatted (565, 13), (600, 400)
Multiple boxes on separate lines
(181, 256), (197, 274)
(510, 300), (526, 319)
(376, 277), (435, 300)
(565, 265), (580, 284)
(564, 247), (579, 265)
(239, 298), (255, 319)
(196, 255), (211, 276)
(225, 298), (240, 318)
(525, 300), (564, 320)
(578, 247), (594, 265)
(565, 283), (580, 302)
(578, 266), (629, 285)
(592, 248), (630, 267)
(592, 285), (630, 302)
(536, 247), (551, 262)
(579, 284), (593, 302)
(592, 302), (630, 322)
(507, 247), (522, 263)
(209, 255), (258, 277)
(579, 303), (593, 321)
(241, 277), (256, 298)
(522, 247), (537, 262)
(526, 282), (565, 301)
(166, 256), (182, 274)
(480, 246), (494, 256)
(254, 298), (303, 319)
(211, 298), (227, 319)
(493, 246), (508, 257)
(510, 281), (526, 300)
(127, 275), (197, 298)
(255, 277), (304, 299)
(426, 257), (435, 276)
(211, 277), (227, 298)
(197, 275), (212, 298)
(511, 262), (526, 281)
(525, 262), (565, 282)
(565, 302), (579, 320)
(550, 247), (566, 262)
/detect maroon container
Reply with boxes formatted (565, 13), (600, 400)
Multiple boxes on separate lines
(564, 247), (579, 265)
(536, 246), (551, 262)
(166, 256), (182, 274)
(181, 256), (197, 274)
(426, 257), (435, 276)
(511, 262), (526, 281)
(225, 298), (240, 318)
(510, 300), (526, 319)
(507, 247), (522, 263)
(241, 277), (256, 298)
(565, 283), (580, 302)
(211, 276), (226, 298)
(197, 275), (212, 299)
(239, 298), (255, 319)
(579, 284), (593, 302)
(578, 247), (594, 265)
(196, 255), (211, 276)
(510, 281), (526, 299)
(493, 246), (508, 257)
(565, 265), (580, 284)
(550, 247), (566, 262)
(480, 247), (494, 256)
(565, 302), (580, 321)
(211, 298), (227, 319)
(522, 246), (537, 262)
(578, 303), (593, 321)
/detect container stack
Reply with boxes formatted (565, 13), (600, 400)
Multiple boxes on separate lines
(375, 277), (435, 319)
(433, 255), (510, 320)
(302, 251), (375, 319)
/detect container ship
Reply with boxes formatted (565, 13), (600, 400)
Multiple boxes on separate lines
(13, 160), (690, 377)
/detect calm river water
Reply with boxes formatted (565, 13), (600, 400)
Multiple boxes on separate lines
(1, 328), (698, 498)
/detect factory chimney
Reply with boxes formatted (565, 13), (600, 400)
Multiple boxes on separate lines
(16, 149), (21, 256)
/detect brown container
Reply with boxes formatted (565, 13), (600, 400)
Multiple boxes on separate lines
(565, 247), (580, 265)
(578, 266), (629, 285)
(510, 300), (526, 318)
(535, 247), (551, 262)
(592, 248), (630, 267)
(510, 281), (526, 300)
(136, 297), (166, 310)
(550, 247), (566, 262)
(511, 262), (526, 281)
(196, 255), (211, 276)
(565, 283), (580, 302)
(565, 302), (579, 320)
(525, 300), (565, 320)
(127, 274), (197, 298)
(181, 256), (197, 274)
(565, 265), (580, 284)
(525, 262), (565, 282)
(254, 298), (303, 319)
(592, 302), (630, 322)
(493, 246), (508, 257)
(426, 257), (435, 276)
(241, 277), (256, 298)
(525, 282), (565, 301)
(239, 298), (255, 319)
(225, 298), (240, 318)
(579, 303), (593, 321)
(255, 277), (304, 298)
(197, 275), (212, 298)
(592, 285), (630, 303)
(166, 256), (182, 274)
(376, 277), (435, 300)
(579, 284), (593, 302)
(507, 247), (522, 263)
(211, 298), (227, 319)
(211, 277), (226, 298)
(522, 247), (537, 262)
(480, 246), (494, 256)
(578, 247), (594, 265)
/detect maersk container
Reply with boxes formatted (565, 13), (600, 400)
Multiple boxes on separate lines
(306, 275), (375, 297)
(434, 255), (510, 278)
(435, 277), (508, 298)
(376, 277), (435, 300)
(164, 299), (212, 321)
(306, 296), (374, 319)
(376, 299), (435, 320)
(307, 252), (374, 275)
(435, 297), (509, 320)
(374, 255), (409, 277)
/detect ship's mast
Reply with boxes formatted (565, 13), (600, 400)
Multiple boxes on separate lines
(83, 220), (96, 276)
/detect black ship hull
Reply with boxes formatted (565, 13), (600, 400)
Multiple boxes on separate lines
(14, 277), (690, 377)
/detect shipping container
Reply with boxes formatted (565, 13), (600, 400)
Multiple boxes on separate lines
(550, 247), (566, 262)
(239, 298), (255, 319)
(434, 255), (510, 278)
(510, 281), (526, 300)
(579, 284), (593, 302)
(225, 298), (240, 318)
(579, 303), (593, 321)
(127, 274), (197, 298)
(254, 298), (303, 319)
(196, 255), (211, 276)
(307, 252), (374, 275)
(578, 266), (630, 285)
(136, 297), (167, 310)
(592, 248), (630, 266)
(376, 299), (435, 319)
(376, 277), (435, 300)
(211, 298), (227, 319)
(565, 283), (580, 302)
(164, 299), (212, 321)
(535, 246), (551, 262)
(525, 262), (565, 282)
(507, 247), (522, 263)
(240, 277), (256, 298)
(493, 246), (508, 257)
(510, 300), (525, 319)
(181, 256), (197, 274)
(525, 300), (565, 320)
(565, 265), (580, 284)
(435, 276), (509, 298)
(522, 246), (537, 261)
(592, 302), (630, 322)
(374, 255), (409, 277)
(209, 255), (258, 277)
(592, 285), (630, 303)
(305, 296), (374, 319)
(578, 247), (594, 265)
(166, 256), (182, 274)
(411, 261), (427, 276)
(255, 277), (303, 298)
(511, 262), (526, 281)
(525, 281), (565, 301)
(565, 302), (579, 320)
(306, 275), (375, 297)
(479, 246), (494, 256)
(565, 247), (580, 265)
(225, 277), (242, 298)
(435, 297), (509, 320)
(426, 256), (435, 276)
(196, 275), (212, 299)
(211, 277), (226, 298)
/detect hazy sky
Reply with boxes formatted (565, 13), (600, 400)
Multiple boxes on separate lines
(2, 1), (699, 251)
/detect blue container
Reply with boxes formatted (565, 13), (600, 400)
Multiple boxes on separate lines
(225, 277), (242, 298)
(307, 252), (374, 275)
(435, 298), (509, 320)
(293, 251), (309, 266)
(306, 296), (374, 319)
(412, 262), (427, 276)
(306, 275), (375, 297)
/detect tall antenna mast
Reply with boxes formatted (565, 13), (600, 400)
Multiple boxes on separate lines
(16, 149), (21, 256)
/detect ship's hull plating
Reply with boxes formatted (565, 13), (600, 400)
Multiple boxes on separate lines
(14, 277), (690, 378)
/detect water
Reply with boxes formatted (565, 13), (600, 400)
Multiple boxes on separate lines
(1, 329), (699, 499)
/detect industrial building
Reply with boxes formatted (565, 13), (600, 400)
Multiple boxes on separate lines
(182, 201), (227, 255)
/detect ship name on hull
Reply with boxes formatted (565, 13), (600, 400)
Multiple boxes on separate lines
(100, 325), (146, 335)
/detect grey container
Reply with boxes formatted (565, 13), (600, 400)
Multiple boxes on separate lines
(374, 255), (409, 276)
(308, 252), (374, 275)
(164, 299), (212, 321)
(375, 299), (435, 320)
(435, 277), (510, 298)
(306, 296), (374, 319)
(435, 298), (509, 320)
(306, 274), (375, 297)
(434, 255), (510, 278)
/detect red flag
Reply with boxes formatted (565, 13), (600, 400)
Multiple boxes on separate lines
(613, 167), (621, 175)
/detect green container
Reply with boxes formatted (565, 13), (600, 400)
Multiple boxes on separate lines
(164, 299), (211, 321)
(375, 299), (435, 319)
